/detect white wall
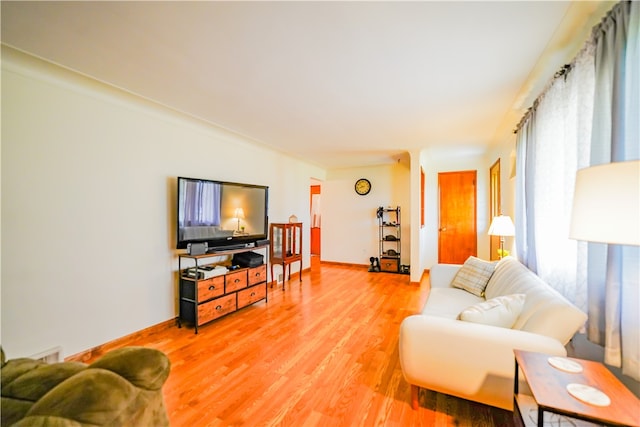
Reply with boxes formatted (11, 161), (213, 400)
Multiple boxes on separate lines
(412, 142), (517, 277)
(322, 163), (410, 266)
(1, 48), (325, 359)
(418, 147), (490, 271)
(0, 46), (515, 359)
(485, 139), (518, 256)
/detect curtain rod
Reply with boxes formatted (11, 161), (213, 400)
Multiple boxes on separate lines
(512, 64), (572, 134)
(512, 0), (626, 135)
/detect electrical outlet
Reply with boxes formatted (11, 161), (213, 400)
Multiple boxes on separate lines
(278, 273), (284, 283)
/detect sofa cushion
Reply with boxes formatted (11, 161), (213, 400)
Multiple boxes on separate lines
(458, 294), (526, 328)
(450, 256), (496, 297)
(484, 257), (587, 345)
(421, 287), (484, 319)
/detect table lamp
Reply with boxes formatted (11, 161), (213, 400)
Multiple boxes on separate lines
(488, 215), (515, 259)
(234, 207), (245, 232)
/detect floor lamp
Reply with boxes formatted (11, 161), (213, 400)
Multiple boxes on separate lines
(488, 215), (515, 259)
(569, 160), (640, 371)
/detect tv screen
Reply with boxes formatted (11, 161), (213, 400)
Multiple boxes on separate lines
(177, 177), (269, 250)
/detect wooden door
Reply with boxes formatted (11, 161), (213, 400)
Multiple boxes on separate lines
(310, 185), (321, 256)
(438, 171), (477, 264)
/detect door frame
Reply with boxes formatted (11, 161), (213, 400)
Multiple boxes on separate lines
(489, 159), (501, 261)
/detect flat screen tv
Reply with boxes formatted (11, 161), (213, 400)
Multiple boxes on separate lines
(176, 177), (269, 251)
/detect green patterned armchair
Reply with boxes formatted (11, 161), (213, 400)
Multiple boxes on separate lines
(1, 346), (171, 427)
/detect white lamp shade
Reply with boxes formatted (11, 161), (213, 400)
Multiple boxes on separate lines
(488, 215), (515, 237)
(569, 160), (640, 246)
(234, 208), (245, 219)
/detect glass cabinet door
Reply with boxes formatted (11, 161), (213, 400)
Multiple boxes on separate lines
(272, 224), (283, 258)
(270, 223), (302, 262)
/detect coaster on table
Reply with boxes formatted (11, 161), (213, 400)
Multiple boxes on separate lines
(566, 383), (611, 407)
(548, 356), (583, 373)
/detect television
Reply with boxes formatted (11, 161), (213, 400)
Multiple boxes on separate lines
(176, 177), (269, 251)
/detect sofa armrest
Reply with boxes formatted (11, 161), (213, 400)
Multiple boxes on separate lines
(399, 315), (566, 395)
(429, 264), (461, 288)
(88, 347), (170, 391)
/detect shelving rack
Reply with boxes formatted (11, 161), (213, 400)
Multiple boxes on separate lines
(378, 206), (402, 273)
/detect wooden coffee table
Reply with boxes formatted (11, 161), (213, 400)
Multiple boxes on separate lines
(513, 350), (639, 427)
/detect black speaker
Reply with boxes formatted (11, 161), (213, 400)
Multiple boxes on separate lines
(256, 239), (270, 247)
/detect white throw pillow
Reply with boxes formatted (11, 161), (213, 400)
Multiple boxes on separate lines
(458, 294), (526, 328)
(450, 256), (496, 297)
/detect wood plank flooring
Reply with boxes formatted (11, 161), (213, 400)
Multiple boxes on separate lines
(82, 261), (514, 426)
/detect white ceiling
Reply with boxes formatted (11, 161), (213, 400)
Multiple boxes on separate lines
(1, 1), (610, 169)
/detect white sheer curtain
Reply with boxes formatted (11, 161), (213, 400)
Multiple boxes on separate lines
(515, 44), (595, 308)
(515, 1), (639, 380)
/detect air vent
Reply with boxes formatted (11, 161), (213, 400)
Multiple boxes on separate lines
(30, 346), (62, 363)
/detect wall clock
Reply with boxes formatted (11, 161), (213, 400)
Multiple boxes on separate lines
(355, 178), (371, 195)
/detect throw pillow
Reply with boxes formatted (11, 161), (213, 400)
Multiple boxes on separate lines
(458, 294), (526, 328)
(450, 256), (496, 297)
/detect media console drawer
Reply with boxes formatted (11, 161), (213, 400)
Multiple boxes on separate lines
(226, 270), (248, 292)
(198, 294), (236, 325)
(238, 284), (266, 308)
(248, 265), (267, 286)
(198, 276), (225, 302)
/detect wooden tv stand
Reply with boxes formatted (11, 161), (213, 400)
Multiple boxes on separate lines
(177, 244), (268, 334)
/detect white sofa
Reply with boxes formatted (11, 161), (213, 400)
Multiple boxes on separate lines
(399, 257), (587, 410)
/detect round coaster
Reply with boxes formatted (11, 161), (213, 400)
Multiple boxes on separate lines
(548, 356), (583, 373)
(566, 383), (611, 407)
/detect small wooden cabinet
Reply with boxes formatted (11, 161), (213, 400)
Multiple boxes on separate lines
(178, 245), (268, 333)
(270, 222), (303, 288)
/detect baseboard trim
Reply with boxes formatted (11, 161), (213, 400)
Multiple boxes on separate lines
(65, 318), (176, 363)
(320, 260), (368, 269)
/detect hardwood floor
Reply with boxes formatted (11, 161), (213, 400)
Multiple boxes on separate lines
(83, 262), (514, 426)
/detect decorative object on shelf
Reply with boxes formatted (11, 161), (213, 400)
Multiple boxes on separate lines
(355, 178), (371, 195)
(234, 207), (245, 232)
(566, 383), (611, 407)
(289, 214), (298, 223)
(488, 215), (515, 259)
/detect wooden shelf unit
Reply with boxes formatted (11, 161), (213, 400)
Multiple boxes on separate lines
(378, 206), (403, 273)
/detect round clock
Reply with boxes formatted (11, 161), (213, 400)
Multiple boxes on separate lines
(355, 178), (371, 195)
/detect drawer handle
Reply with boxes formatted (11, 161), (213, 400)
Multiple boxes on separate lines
(234, 278), (240, 283)
(250, 292), (256, 297)
(255, 273), (260, 277)
(209, 285), (216, 291)
(215, 305), (222, 310)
